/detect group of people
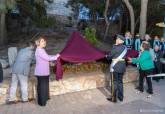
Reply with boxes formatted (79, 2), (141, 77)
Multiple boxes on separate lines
(5, 31), (165, 106)
(105, 32), (165, 103)
(124, 31), (165, 79)
(7, 36), (60, 106)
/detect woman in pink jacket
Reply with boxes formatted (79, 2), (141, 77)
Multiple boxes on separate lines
(35, 36), (60, 106)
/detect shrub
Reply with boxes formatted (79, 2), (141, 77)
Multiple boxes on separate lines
(84, 27), (97, 45)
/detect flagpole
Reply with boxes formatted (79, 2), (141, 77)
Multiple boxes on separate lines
(110, 72), (114, 101)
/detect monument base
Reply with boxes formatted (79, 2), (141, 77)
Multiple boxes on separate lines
(0, 65), (138, 104)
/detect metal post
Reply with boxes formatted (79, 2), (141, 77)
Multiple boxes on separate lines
(110, 72), (114, 101)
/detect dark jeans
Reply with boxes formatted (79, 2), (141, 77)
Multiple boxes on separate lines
(153, 61), (164, 81)
(0, 63), (3, 83)
(36, 76), (49, 106)
(139, 69), (153, 94)
(111, 72), (124, 101)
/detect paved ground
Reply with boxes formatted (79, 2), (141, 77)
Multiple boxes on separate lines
(0, 79), (165, 114)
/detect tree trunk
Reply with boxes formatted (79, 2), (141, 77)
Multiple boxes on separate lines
(0, 0), (7, 45)
(103, 0), (110, 40)
(0, 13), (7, 45)
(122, 0), (135, 36)
(139, 0), (148, 39)
(135, 16), (140, 32)
(119, 13), (123, 33)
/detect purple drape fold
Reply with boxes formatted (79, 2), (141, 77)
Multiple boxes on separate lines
(55, 32), (139, 80)
(55, 32), (106, 80)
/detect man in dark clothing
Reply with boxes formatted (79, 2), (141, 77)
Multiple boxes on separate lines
(106, 35), (127, 103)
(0, 63), (3, 83)
(153, 45), (164, 82)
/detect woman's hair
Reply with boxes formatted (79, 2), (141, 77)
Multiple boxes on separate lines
(141, 41), (150, 50)
(35, 36), (46, 46)
(26, 41), (35, 47)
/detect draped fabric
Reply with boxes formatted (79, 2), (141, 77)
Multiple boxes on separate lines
(126, 49), (139, 58)
(55, 32), (139, 80)
(55, 32), (106, 80)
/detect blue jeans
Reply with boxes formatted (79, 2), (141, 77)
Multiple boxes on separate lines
(9, 74), (28, 101)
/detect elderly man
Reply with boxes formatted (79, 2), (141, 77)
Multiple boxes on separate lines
(106, 35), (127, 103)
(7, 41), (35, 104)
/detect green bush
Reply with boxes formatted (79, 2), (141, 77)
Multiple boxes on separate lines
(84, 27), (97, 45)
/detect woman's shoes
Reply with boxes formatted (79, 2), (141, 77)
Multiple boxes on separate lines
(136, 90), (143, 94)
(147, 94), (152, 98)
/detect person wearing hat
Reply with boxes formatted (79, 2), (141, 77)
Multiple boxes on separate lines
(106, 34), (127, 103)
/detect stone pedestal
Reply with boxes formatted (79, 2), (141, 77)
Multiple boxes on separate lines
(0, 65), (139, 104)
(49, 71), (106, 96)
(49, 65), (139, 96)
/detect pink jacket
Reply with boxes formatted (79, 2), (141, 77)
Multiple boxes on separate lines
(34, 48), (58, 76)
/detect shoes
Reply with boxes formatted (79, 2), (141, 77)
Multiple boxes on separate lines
(6, 101), (18, 105)
(118, 98), (123, 102)
(22, 100), (29, 103)
(107, 97), (117, 103)
(136, 91), (143, 94)
(146, 90), (153, 94)
(28, 98), (35, 102)
(147, 95), (152, 98)
(135, 86), (140, 90)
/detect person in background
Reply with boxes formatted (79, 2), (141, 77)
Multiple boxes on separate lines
(128, 41), (154, 98)
(153, 45), (163, 82)
(133, 33), (142, 51)
(160, 37), (165, 54)
(7, 41), (35, 104)
(124, 31), (133, 49)
(35, 36), (60, 106)
(145, 34), (153, 48)
(160, 37), (165, 73)
(149, 45), (155, 62)
(153, 35), (161, 48)
(106, 34), (127, 103)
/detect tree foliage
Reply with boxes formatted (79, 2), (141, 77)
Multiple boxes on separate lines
(67, 0), (105, 23)
(84, 27), (97, 45)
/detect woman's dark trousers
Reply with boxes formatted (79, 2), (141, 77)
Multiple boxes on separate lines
(37, 76), (49, 106)
(139, 69), (153, 94)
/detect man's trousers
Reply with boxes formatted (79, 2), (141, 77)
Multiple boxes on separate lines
(111, 72), (124, 101)
(9, 74), (28, 101)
